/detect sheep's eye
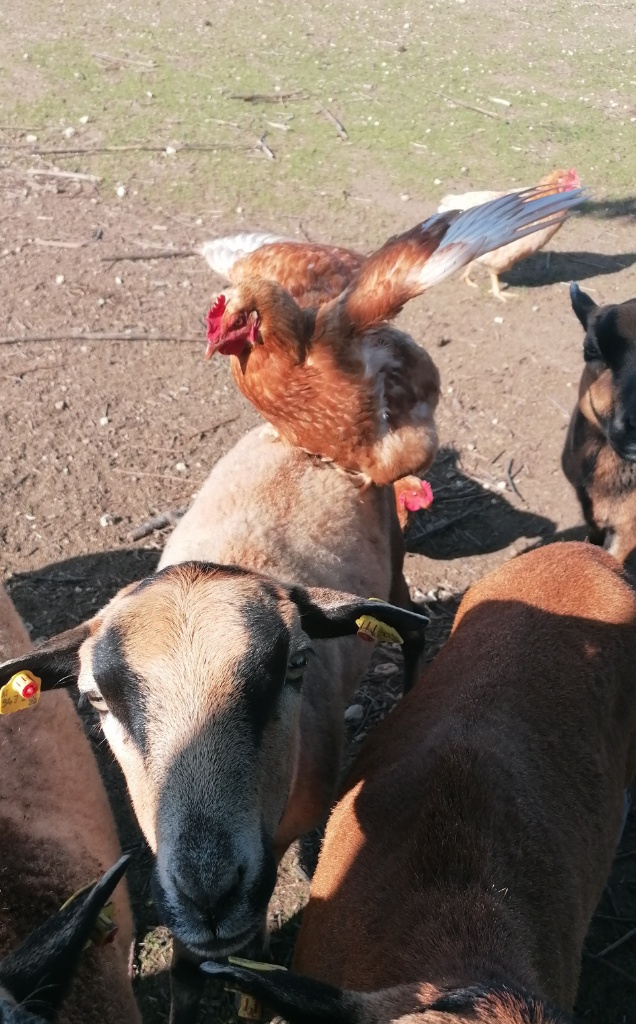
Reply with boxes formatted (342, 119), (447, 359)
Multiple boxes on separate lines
(286, 652), (309, 683)
(86, 691), (109, 714)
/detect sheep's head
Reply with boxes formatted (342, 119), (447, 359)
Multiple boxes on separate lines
(571, 282), (636, 461)
(0, 564), (426, 961)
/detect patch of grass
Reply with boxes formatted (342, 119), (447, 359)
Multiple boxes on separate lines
(2, 1), (634, 214)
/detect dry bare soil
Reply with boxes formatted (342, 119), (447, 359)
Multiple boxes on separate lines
(1, 1), (636, 1022)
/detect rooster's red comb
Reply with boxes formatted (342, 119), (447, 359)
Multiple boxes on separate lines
(205, 293), (227, 358)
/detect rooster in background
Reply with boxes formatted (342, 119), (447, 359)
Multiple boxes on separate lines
(202, 183), (584, 527)
(438, 168), (580, 300)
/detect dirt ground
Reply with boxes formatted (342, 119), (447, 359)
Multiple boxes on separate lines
(1, 0), (636, 1018)
(1, 175), (635, 1024)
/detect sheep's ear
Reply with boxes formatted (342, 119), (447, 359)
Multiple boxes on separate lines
(0, 621), (94, 693)
(570, 282), (597, 329)
(289, 586), (428, 641)
(0, 856), (130, 1020)
(200, 962), (364, 1024)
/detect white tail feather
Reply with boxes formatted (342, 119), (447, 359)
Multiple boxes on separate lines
(197, 232), (290, 279)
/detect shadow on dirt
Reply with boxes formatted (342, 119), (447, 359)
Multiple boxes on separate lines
(405, 447), (560, 560)
(500, 249), (636, 290)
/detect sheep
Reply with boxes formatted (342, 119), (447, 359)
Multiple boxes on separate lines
(562, 282), (636, 564)
(0, 426), (428, 1023)
(0, 584), (140, 1024)
(202, 541), (636, 1024)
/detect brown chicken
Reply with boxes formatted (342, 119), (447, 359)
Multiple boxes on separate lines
(202, 184), (584, 526)
(438, 167), (580, 300)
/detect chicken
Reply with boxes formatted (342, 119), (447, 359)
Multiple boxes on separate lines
(438, 167), (580, 300)
(202, 184), (584, 520)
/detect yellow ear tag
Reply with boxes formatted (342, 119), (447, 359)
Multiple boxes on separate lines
(355, 615), (403, 645)
(226, 958), (287, 1021)
(0, 671), (41, 716)
(59, 884), (118, 949)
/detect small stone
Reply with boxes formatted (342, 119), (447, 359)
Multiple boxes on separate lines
(433, 177), (442, 185)
(165, 145), (176, 155)
(99, 416), (109, 426)
(236, 206), (243, 214)
(79, 115), (89, 124)
(116, 184), (127, 198)
(494, 316), (504, 324)
(344, 704), (364, 723)
(55, 274), (65, 285)
(99, 513), (113, 528)
(25, 133), (37, 143)
(54, 399), (66, 411)
(115, 276), (122, 286)
(400, 193), (410, 201)
(64, 126), (76, 138)
(373, 662), (400, 677)
(175, 462), (187, 473)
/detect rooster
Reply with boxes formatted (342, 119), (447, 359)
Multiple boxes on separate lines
(202, 184), (584, 527)
(438, 168), (580, 300)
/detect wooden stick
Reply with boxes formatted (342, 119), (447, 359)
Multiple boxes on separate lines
(100, 249), (198, 263)
(0, 331), (202, 346)
(183, 414), (239, 441)
(34, 238), (88, 249)
(26, 168), (102, 182)
(256, 134), (275, 160)
(595, 925), (636, 959)
(93, 52), (156, 68)
(229, 90), (306, 103)
(583, 951), (636, 986)
(129, 505), (189, 541)
(0, 143), (243, 156)
(320, 107), (348, 140)
(440, 93), (501, 119)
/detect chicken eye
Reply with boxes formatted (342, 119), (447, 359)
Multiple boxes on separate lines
(286, 652), (309, 683)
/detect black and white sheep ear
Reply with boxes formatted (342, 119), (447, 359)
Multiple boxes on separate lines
(200, 961), (363, 1024)
(570, 282), (597, 329)
(0, 856), (130, 1021)
(289, 586), (428, 642)
(0, 621), (93, 695)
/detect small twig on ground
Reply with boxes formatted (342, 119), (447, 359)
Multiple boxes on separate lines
(34, 238), (88, 249)
(0, 143), (243, 156)
(595, 926), (636, 959)
(229, 91), (306, 103)
(440, 93), (501, 119)
(112, 468), (192, 483)
(583, 951), (636, 986)
(100, 249), (198, 263)
(129, 505), (189, 541)
(408, 510), (474, 544)
(506, 458), (523, 500)
(320, 107), (348, 140)
(93, 52), (157, 69)
(256, 134), (275, 159)
(26, 169), (102, 182)
(0, 331), (202, 346)
(568, 255), (624, 271)
(183, 415), (239, 442)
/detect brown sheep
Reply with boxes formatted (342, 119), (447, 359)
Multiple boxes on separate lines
(0, 427), (427, 1023)
(0, 584), (140, 1024)
(202, 542), (636, 1024)
(562, 282), (636, 564)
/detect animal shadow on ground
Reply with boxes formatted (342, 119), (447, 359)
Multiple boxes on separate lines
(579, 197), (636, 220)
(500, 250), (636, 290)
(405, 446), (560, 560)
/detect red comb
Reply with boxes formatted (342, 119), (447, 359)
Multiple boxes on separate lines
(205, 294), (227, 358)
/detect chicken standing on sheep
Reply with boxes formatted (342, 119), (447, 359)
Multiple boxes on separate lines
(201, 184), (583, 529)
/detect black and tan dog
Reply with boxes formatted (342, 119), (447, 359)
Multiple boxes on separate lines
(562, 282), (636, 563)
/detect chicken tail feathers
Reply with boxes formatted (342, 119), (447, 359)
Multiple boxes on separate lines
(340, 183), (587, 332)
(197, 232), (290, 280)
